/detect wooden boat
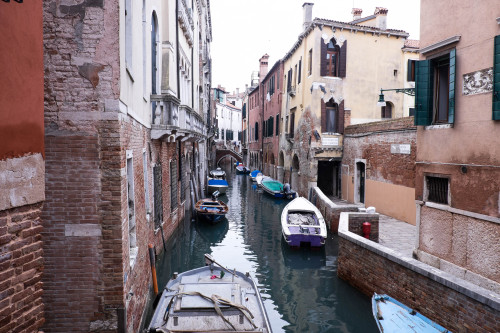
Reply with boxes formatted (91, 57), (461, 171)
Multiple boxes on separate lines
(235, 165), (250, 174)
(249, 169), (261, 182)
(195, 192), (228, 224)
(372, 293), (450, 333)
(281, 197), (327, 247)
(148, 254), (272, 333)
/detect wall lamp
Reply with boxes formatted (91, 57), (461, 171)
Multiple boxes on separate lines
(377, 88), (415, 107)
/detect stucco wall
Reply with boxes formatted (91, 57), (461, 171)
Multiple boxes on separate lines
(418, 204), (500, 284)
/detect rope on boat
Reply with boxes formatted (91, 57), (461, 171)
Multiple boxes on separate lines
(162, 291), (258, 331)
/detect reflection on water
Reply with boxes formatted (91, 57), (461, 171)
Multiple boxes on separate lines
(150, 165), (378, 332)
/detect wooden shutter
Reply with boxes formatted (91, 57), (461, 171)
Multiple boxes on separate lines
(321, 99), (326, 132)
(338, 100), (345, 134)
(407, 59), (415, 82)
(298, 59), (302, 84)
(448, 49), (456, 124)
(493, 35), (500, 120)
(339, 40), (347, 78)
(320, 39), (327, 76)
(414, 60), (432, 126)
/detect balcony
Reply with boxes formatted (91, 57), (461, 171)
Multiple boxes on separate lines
(150, 94), (207, 141)
(288, 86), (296, 97)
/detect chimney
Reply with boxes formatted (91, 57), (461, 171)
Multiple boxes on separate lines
(351, 8), (362, 21)
(236, 88), (240, 95)
(259, 54), (269, 83)
(302, 3), (314, 31)
(374, 7), (388, 30)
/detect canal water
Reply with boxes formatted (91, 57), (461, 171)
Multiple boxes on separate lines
(150, 167), (378, 332)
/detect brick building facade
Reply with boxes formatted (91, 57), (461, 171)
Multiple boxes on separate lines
(342, 117), (417, 224)
(0, 2), (45, 332)
(42, 0), (211, 331)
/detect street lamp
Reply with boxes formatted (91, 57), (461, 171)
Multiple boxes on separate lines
(377, 88), (415, 107)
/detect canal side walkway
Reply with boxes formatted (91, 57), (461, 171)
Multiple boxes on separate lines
(327, 196), (417, 258)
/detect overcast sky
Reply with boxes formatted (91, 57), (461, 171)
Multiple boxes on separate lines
(209, 0), (420, 94)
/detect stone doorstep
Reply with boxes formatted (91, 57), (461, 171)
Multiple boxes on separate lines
(338, 212), (500, 312)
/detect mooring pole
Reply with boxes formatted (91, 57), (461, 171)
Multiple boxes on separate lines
(148, 244), (159, 295)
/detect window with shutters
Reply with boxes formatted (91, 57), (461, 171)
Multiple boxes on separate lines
(326, 103), (338, 133)
(321, 38), (346, 78)
(298, 58), (302, 84)
(276, 114), (279, 136)
(425, 176), (449, 205)
(308, 49), (313, 75)
(153, 163), (163, 229)
(493, 35), (500, 120)
(414, 49), (456, 126)
(326, 39), (340, 76)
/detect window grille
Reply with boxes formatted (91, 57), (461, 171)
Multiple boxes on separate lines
(427, 176), (448, 204)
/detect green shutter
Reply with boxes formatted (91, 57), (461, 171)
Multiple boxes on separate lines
(493, 35), (500, 120)
(448, 49), (456, 124)
(414, 60), (432, 126)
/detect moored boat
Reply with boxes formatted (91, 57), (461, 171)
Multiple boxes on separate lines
(207, 179), (228, 195)
(281, 196), (327, 247)
(261, 179), (285, 198)
(235, 165), (250, 174)
(372, 293), (451, 333)
(249, 169), (261, 182)
(148, 254), (272, 333)
(194, 192), (228, 224)
(209, 167), (226, 180)
(255, 173), (273, 187)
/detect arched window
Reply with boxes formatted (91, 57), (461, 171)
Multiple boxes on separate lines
(326, 39), (340, 77)
(382, 102), (393, 119)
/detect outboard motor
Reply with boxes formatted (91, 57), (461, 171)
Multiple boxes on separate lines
(211, 190), (220, 201)
(283, 183), (291, 194)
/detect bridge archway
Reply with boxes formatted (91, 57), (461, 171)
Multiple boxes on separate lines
(215, 148), (242, 167)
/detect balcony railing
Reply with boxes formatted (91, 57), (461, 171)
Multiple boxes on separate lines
(151, 94), (207, 140)
(288, 85), (296, 97)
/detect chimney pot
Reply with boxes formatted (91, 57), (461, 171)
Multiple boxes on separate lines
(302, 2), (314, 31)
(351, 8), (362, 21)
(374, 7), (388, 30)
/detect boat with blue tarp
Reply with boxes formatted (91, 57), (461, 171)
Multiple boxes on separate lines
(249, 169), (261, 182)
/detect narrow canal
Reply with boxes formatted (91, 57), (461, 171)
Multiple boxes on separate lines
(150, 167), (378, 332)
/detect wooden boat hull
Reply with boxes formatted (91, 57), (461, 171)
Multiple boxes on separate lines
(281, 197), (327, 247)
(195, 199), (228, 224)
(148, 257), (272, 332)
(372, 293), (450, 333)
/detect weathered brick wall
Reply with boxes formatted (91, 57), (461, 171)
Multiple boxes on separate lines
(338, 230), (500, 332)
(343, 117), (416, 188)
(347, 213), (379, 242)
(310, 187), (359, 232)
(0, 203), (44, 333)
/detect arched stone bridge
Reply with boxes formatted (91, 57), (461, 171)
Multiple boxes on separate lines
(216, 149), (242, 166)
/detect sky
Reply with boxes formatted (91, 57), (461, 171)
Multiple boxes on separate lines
(209, 0), (420, 94)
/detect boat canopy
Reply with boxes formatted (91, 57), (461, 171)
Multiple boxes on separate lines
(262, 180), (283, 191)
(208, 179), (228, 186)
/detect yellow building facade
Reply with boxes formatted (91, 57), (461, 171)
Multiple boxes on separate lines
(279, 5), (418, 198)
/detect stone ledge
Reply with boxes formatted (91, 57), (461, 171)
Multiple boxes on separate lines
(339, 212), (500, 311)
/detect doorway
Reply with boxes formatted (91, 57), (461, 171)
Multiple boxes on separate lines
(318, 160), (341, 198)
(355, 161), (366, 204)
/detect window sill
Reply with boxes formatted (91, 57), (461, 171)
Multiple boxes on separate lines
(424, 123), (453, 130)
